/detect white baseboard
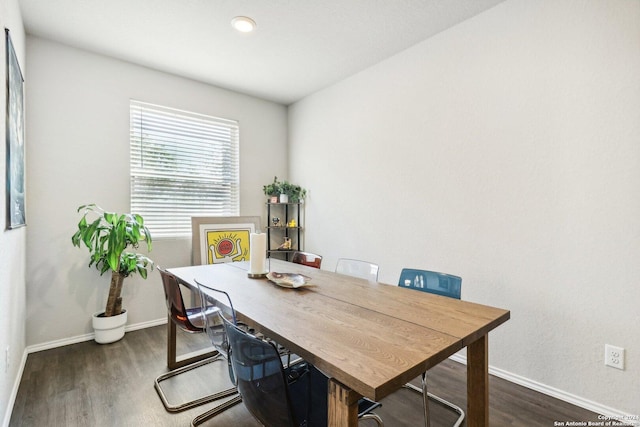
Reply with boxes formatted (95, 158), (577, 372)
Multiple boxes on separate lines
(2, 350), (28, 427)
(2, 317), (167, 427)
(449, 353), (639, 425)
(25, 317), (167, 354)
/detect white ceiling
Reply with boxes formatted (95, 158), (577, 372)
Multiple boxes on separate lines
(19, 0), (505, 105)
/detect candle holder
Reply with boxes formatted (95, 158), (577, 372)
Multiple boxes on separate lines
(248, 256), (269, 278)
(247, 272), (268, 279)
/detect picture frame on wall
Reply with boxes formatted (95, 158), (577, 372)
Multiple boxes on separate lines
(5, 28), (25, 229)
(191, 216), (262, 265)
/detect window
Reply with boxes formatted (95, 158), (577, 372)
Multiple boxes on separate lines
(130, 100), (239, 238)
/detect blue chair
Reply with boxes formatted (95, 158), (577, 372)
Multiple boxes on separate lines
(398, 268), (461, 299)
(335, 258), (379, 281)
(398, 268), (465, 427)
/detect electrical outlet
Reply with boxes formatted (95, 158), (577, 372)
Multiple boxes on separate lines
(605, 344), (625, 370)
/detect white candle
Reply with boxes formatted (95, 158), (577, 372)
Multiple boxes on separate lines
(249, 232), (267, 274)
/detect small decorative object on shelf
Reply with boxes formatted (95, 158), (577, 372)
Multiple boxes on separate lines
(272, 217), (281, 227)
(278, 237), (292, 250)
(287, 218), (297, 228)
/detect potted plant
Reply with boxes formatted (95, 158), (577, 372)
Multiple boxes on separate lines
(278, 180), (292, 203)
(71, 204), (154, 343)
(263, 176), (281, 203)
(282, 182), (307, 203)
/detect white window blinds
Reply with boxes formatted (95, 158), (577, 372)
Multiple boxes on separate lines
(130, 101), (239, 238)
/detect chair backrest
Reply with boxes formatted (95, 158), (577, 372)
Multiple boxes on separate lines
(158, 267), (202, 332)
(222, 316), (301, 427)
(335, 258), (379, 281)
(291, 251), (323, 269)
(195, 279), (238, 355)
(398, 268), (462, 299)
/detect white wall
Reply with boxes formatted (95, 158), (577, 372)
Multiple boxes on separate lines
(0, 0), (25, 424)
(24, 37), (287, 347)
(289, 0), (640, 415)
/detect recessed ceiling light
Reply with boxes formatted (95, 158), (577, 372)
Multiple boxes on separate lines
(231, 16), (256, 33)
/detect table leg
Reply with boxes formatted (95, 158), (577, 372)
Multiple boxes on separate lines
(467, 334), (489, 427)
(328, 378), (359, 427)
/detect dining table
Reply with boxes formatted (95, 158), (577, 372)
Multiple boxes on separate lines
(168, 258), (510, 427)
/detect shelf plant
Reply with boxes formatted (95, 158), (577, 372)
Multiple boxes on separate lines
(262, 176), (307, 203)
(263, 176), (281, 199)
(71, 204), (154, 317)
(282, 181), (307, 203)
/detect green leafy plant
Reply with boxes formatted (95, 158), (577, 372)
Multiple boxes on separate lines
(71, 204), (153, 317)
(281, 181), (307, 202)
(263, 176), (282, 196)
(262, 176), (307, 202)
(279, 180), (293, 197)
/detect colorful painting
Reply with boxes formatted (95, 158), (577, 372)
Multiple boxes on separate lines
(5, 29), (25, 229)
(191, 216), (261, 265)
(203, 225), (252, 264)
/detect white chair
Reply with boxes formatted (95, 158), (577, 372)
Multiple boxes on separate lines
(335, 258), (379, 281)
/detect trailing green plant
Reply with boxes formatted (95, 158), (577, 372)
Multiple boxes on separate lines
(71, 204), (153, 317)
(281, 181), (307, 202)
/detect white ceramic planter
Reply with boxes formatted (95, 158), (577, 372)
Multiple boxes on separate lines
(279, 194), (289, 203)
(92, 310), (127, 344)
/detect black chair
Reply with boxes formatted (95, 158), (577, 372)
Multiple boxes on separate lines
(397, 268), (465, 427)
(154, 268), (237, 414)
(197, 282), (383, 426)
(222, 315), (383, 427)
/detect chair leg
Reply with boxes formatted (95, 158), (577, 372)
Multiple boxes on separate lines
(402, 372), (465, 427)
(190, 394), (243, 426)
(359, 412), (384, 426)
(167, 316), (218, 370)
(422, 373), (431, 427)
(155, 353), (237, 413)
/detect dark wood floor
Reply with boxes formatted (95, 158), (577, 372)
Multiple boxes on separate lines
(10, 325), (603, 427)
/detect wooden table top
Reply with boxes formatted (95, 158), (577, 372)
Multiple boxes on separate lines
(169, 259), (510, 401)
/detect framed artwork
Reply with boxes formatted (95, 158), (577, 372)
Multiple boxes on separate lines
(5, 29), (25, 229)
(191, 216), (262, 265)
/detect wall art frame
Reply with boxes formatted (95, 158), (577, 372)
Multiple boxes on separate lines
(5, 28), (25, 229)
(191, 216), (262, 265)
